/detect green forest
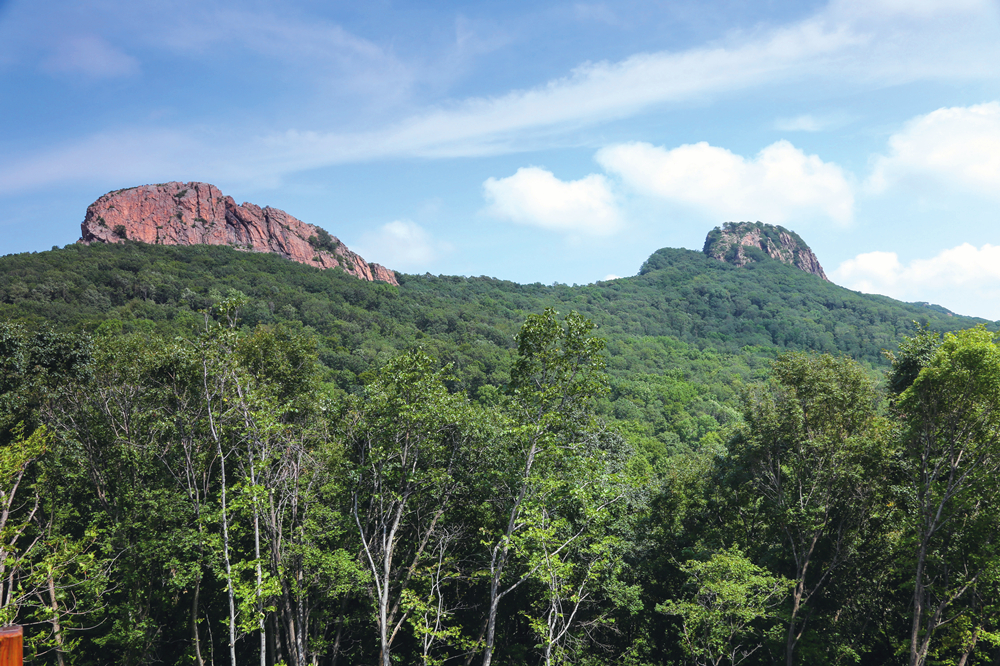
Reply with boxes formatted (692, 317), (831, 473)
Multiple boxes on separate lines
(2, 241), (1000, 666)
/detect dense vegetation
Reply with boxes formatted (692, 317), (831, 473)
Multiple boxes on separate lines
(0, 242), (986, 456)
(2, 241), (999, 665)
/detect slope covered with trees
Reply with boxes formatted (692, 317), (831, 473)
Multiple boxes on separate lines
(2, 241), (999, 665)
(1, 241), (986, 450)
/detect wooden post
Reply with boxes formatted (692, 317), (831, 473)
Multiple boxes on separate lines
(0, 626), (23, 666)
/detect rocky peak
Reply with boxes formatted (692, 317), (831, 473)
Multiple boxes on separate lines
(703, 221), (828, 281)
(79, 181), (398, 285)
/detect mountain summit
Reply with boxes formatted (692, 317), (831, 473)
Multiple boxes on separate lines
(79, 182), (398, 285)
(702, 221), (828, 280)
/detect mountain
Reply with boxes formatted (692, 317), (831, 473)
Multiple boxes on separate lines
(79, 181), (398, 285)
(5, 207), (998, 666)
(1, 234), (985, 370)
(703, 221), (828, 280)
(0, 227), (991, 461)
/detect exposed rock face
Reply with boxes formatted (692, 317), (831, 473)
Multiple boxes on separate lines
(703, 221), (828, 280)
(79, 182), (398, 285)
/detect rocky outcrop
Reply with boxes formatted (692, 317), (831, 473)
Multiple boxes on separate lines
(79, 182), (398, 285)
(703, 221), (828, 280)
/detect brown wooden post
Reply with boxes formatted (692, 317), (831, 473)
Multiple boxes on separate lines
(0, 626), (23, 666)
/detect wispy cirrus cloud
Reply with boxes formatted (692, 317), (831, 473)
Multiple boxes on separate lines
(40, 35), (139, 79)
(246, 0), (999, 163)
(0, 129), (211, 196)
(773, 113), (850, 132)
(1, 0), (998, 192)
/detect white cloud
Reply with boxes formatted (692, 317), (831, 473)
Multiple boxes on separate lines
(354, 220), (444, 271)
(2, 0), (999, 191)
(832, 243), (1000, 319)
(482, 167), (622, 236)
(0, 129), (207, 195)
(596, 140), (854, 226)
(247, 0), (999, 163)
(164, 8), (417, 103)
(774, 114), (842, 132)
(572, 4), (622, 25)
(41, 35), (139, 78)
(831, 0), (992, 20)
(868, 102), (1000, 197)
(830, 250), (904, 293)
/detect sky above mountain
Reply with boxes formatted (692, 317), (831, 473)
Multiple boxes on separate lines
(2, 0), (1000, 318)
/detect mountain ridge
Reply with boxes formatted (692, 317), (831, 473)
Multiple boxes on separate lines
(703, 221), (828, 280)
(79, 181), (398, 285)
(0, 240), (986, 371)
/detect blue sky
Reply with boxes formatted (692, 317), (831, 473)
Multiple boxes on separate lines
(2, 0), (1000, 317)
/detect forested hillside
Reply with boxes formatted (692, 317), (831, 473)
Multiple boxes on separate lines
(2, 241), (999, 665)
(2, 241), (986, 457)
(1, 242), (981, 365)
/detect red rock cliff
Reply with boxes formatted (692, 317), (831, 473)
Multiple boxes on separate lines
(703, 221), (828, 280)
(79, 182), (398, 286)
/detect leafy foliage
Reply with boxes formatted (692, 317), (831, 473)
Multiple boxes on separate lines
(659, 547), (792, 666)
(3, 241), (1000, 664)
(307, 228), (339, 254)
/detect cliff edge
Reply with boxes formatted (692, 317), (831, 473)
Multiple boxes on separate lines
(703, 221), (828, 281)
(79, 182), (398, 285)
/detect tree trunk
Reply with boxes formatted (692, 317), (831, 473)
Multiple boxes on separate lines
(330, 597), (347, 666)
(203, 347), (238, 666)
(296, 563), (308, 666)
(482, 434), (541, 666)
(481, 584), (502, 666)
(281, 584), (299, 666)
(785, 579), (804, 666)
(956, 628), (980, 666)
(219, 447), (238, 666)
(192, 572), (204, 666)
(909, 526), (930, 666)
(47, 571), (66, 666)
(250, 453), (266, 666)
(269, 612), (282, 666)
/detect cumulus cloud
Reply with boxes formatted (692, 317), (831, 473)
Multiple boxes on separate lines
(868, 102), (1000, 197)
(354, 220), (444, 272)
(597, 140), (854, 226)
(482, 167), (622, 236)
(832, 243), (1000, 319)
(41, 35), (139, 78)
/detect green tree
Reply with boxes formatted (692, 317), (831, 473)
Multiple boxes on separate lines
(345, 349), (486, 666)
(730, 352), (889, 666)
(659, 547), (791, 666)
(0, 322), (109, 665)
(0, 423), (49, 626)
(897, 326), (1000, 666)
(886, 326), (941, 396)
(477, 308), (626, 666)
